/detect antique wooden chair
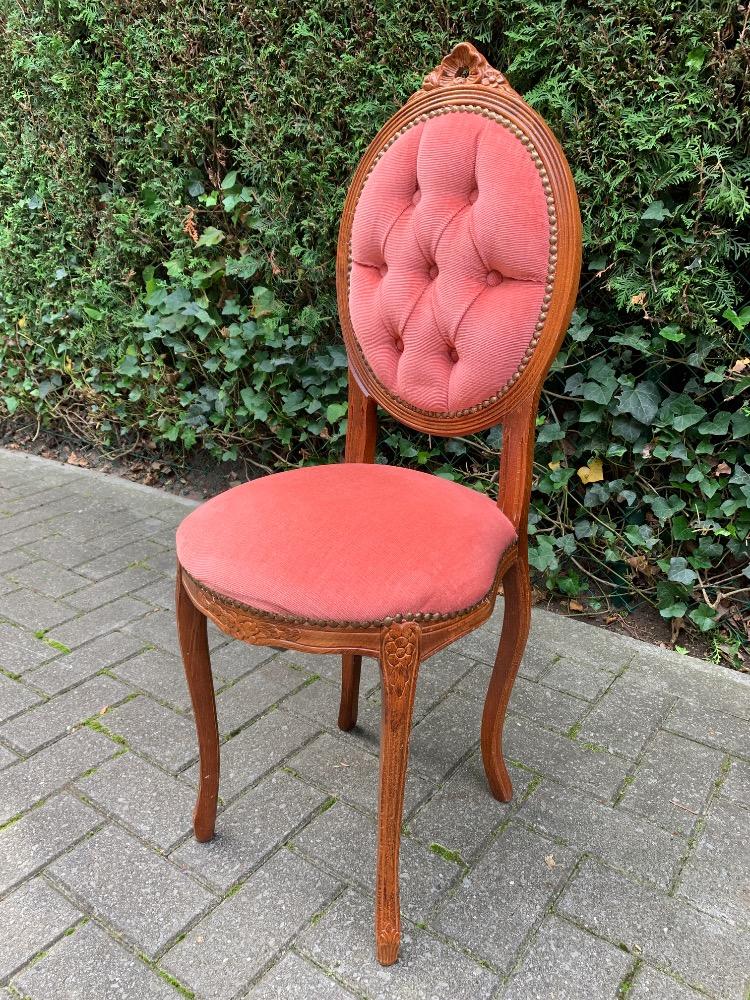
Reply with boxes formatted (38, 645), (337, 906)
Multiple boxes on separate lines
(174, 42), (580, 965)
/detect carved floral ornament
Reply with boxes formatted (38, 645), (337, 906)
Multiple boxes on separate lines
(421, 42), (508, 93)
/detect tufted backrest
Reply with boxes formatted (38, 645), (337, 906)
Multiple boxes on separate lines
(337, 44), (580, 435)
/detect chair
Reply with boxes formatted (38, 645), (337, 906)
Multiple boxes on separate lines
(174, 41), (581, 965)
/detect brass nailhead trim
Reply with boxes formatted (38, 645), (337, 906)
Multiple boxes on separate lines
(347, 105), (557, 419)
(184, 541), (516, 631)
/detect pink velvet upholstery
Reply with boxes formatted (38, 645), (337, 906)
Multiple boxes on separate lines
(176, 464), (516, 622)
(349, 110), (550, 413)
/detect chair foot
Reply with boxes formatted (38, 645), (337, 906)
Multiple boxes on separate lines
(176, 564), (219, 842)
(481, 557), (531, 803)
(338, 653), (362, 731)
(375, 622), (420, 967)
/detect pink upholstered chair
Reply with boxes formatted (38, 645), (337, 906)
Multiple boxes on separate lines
(174, 42), (581, 965)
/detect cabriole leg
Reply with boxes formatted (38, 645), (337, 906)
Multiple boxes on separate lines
(176, 565), (219, 841)
(375, 622), (420, 965)
(481, 557), (531, 801)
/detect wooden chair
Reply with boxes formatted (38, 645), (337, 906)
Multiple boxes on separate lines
(174, 42), (580, 966)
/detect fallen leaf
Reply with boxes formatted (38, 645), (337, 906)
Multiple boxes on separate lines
(714, 462), (731, 476)
(631, 292), (647, 306)
(548, 460), (561, 471)
(577, 458), (604, 484)
(730, 357), (749, 374)
(99, 705), (109, 716)
(569, 599), (585, 612)
(544, 855), (556, 869)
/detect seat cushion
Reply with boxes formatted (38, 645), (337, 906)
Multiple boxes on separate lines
(176, 463), (516, 624)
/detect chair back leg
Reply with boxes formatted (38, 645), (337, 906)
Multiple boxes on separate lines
(338, 653), (362, 731)
(376, 622), (421, 965)
(481, 557), (532, 801)
(176, 565), (220, 842)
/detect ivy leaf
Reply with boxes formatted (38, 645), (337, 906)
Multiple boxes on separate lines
(326, 402), (347, 423)
(196, 226), (225, 247)
(577, 458), (604, 484)
(689, 604), (717, 631)
(667, 557), (698, 586)
(641, 200), (670, 222)
(617, 381), (661, 425)
(221, 170), (239, 189)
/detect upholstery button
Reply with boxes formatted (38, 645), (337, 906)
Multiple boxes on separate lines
(379, 264), (388, 277)
(428, 264), (438, 280)
(449, 347), (459, 363)
(468, 188), (479, 204)
(394, 336), (404, 353)
(486, 270), (503, 287)
(411, 188), (421, 206)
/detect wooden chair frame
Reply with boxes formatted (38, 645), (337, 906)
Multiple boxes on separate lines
(176, 42), (581, 966)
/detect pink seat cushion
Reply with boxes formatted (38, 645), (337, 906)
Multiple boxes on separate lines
(349, 110), (550, 413)
(176, 464), (516, 623)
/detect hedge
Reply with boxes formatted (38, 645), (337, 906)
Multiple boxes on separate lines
(1, 1), (748, 660)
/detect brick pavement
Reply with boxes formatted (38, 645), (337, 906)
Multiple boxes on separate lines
(0, 448), (748, 999)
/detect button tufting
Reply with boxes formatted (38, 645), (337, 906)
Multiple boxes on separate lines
(449, 347), (459, 363)
(394, 336), (404, 353)
(379, 264), (388, 277)
(486, 270), (503, 287)
(428, 264), (438, 280)
(411, 188), (421, 206)
(468, 188), (479, 204)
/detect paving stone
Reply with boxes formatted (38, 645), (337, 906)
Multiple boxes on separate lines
(504, 714), (630, 799)
(0, 674), (130, 753)
(557, 859), (750, 1000)
(210, 641), (277, 685)
(0, 878), (80, 981)
(278, 648), (380, 694)
(288, 732), (431, 816)
(629, 650), (750, 722)
(0, 672), (42, 722)
(0, 746), (17, 769)
(47, 595), (149, 648)
(294, 801), (457, 922)
(722, 759), (750, 808)
(676, 798), (750, 928)
(49, 824), (215, 957)
(407, 752), (532, 859)
(454, 623), (561, 682)
(503, 915), (632, 1000)
(121, 608), (183, 656)
(183, 706), (320, 800)
(162, 849), (339, 1000)
(299, 889), (499, 1000)
(628, 966), (705, 1000)
(131, 576), (175, 611)
(0, 588), (76, 631)
(281, 675), (382, 753)
(13, 923), (179, 1000)
(517, 780), (686, 888)
(25, 631), (145, 695)
(666, 699), (750, 759)
(73, 538), (167, 580)
(0, 728), (118, 823)
(0, 550), (29, 575)
(433, 822), (575, 971)
(508, 676), (588, 735)
(104, 695), (198, 773)
(216, 659), (311, 734)
(618, 731), (724, 836)
(528, 611), (635, 670)
(0, 623), (58, 675)
(20, 535), (105, 570)
(577, 672), (673, 757)
(5, 560), (90, 599)
(77, 753), (195, 851)
(64, 566), (158, 612)
(245, 952), (358, 1000)
(0, 793), (102, 893)
(171, 770), (327, 890)
(111, 648), (191, 709)
(540, 656), (617, 701)
(409, 692), (482, 782)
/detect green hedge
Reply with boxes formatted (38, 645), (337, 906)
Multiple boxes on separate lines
(1, 1), (748, 656)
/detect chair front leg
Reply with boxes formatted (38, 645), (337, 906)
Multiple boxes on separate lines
(481, 555), (531, 801)
(375, 622), (420, 966)
(338, 653), (362, 731)
(176, 566), (219, 842)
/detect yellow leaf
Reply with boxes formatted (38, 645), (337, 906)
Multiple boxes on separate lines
(548, 461), (561, 471)
(17, 316), (26, 329)
(577, 458), (604, 484)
